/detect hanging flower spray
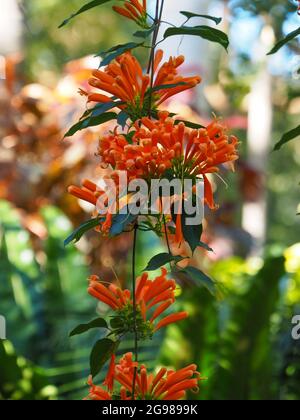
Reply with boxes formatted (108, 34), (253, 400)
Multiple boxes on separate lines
(60, 0), (238, 400)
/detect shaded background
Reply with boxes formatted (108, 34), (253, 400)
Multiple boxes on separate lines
(0, 0), (299, 400)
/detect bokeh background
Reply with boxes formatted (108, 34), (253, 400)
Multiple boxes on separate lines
(0, 0), (299, 400)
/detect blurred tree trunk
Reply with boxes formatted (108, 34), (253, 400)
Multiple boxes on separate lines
(0, 0), (23, 55)
(242, 25), (274, 255)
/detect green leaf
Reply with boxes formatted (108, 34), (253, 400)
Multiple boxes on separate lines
(182, 218), (203, 254)
(97, 42), (144, 67)
(171, 200), (204, 254)
(267, 27), (300, 55)
(69, 318), (108, 337)
(117, 110), (129, 129)
(175, 119), (205, 129)
(150, 82), (188, 93)
(198, 241), (214, 253)
(63, 112), (117, 138)
(164, 26), (229, 51)
(143, 253), (187, 271)
(180, 11), (222, 25)
(110, 212), (137, 237)
(134, 26), (156, 39)
(91, 101), (123, 117)
(64, 218), (101, 246)
(274, 125), (300, 151)
(90, 338), (119, 378)
(151, 111), (205, 129)
(110, 317), (123, 330)
(181, 266), (216, 296)
(59, 0), (112, 28)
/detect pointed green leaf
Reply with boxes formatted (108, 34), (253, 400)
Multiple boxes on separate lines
(59, 0), (112, 28)
(109, 214), (136, 237)
(143, 253), (187, 271)
(150, 82), (188, 93)
(90, 338), (119, 378)
(175, 119), (205, 129)
(164, 26), (229, 51)
(97, 42), (144, 67)
(69, 318), (108, 337)
(181, 266), (216, 296)
(182, 219), (203, 254)
(267, 27), (300, 55)
(110, 317), (123, 330)
(198, 241), (214, 253)
(117, 110), (129, 129)
(134, 26), (156, 39)
(63, 112), (117, 138)
(180, 11), (222, 25)
(274, 125), (300, 151)
(64, 218), (101, 246)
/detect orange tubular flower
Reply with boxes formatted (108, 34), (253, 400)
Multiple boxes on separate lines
(88, 268), (188, 334)
(68, 179), (114, 235)
(68, 175), (134, 236)
(85, 376), (112, 400)
(114, 353), (203, 400)
(113, 0), (148, 28)
(85, 50), (201, 120)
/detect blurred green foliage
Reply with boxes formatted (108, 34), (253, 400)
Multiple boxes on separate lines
(0, 200), (164, 399)
(159, 251), (300, 400)
(0, 340), (57, 400)
(1, 200), (299, 400)
(1, 0), (299, 401)
(23, 0), (147, 83)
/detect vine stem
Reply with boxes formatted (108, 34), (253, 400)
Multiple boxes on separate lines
(147, 0), (165, 116)
(132, 223), (138, 399)
(131, 0), (166, 400)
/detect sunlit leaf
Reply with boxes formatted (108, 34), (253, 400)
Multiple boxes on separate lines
(117, 111), (129, 129)
(198, 241), (214, 253)
(150, 82), (188, 93)
(164, 26), (229, 51)
(180, 11), (222, 25)
(64, 218), (101, 246)
(175, 119), (205, 129)
(110, 212), (137, 237)
(90, 338), (119, 378)
(181, 266), (216, 296)
(134, 26), (156, 39)
(69, 318), (108, 337)
(59, 0), (112, 28)
(267, 27), (300, 55)
(143, 253), (187, 271)
(97, 42), (144, 67)
(274, 125), (300, 151)
(182, 220), (203, 254)
(63, 112), (117, 138)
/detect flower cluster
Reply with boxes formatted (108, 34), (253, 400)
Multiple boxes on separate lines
(64, 0), (239, 402)
(98, 111), (239, 209)
(83, 50), (201, 120)
(86, 353), (203, 400)
(113, 0), (148, 28)
(88, 268), (188, 338)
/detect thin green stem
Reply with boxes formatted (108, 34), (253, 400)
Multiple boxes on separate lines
(132, 223), (138, 400)
(147, 0), (165, 116)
